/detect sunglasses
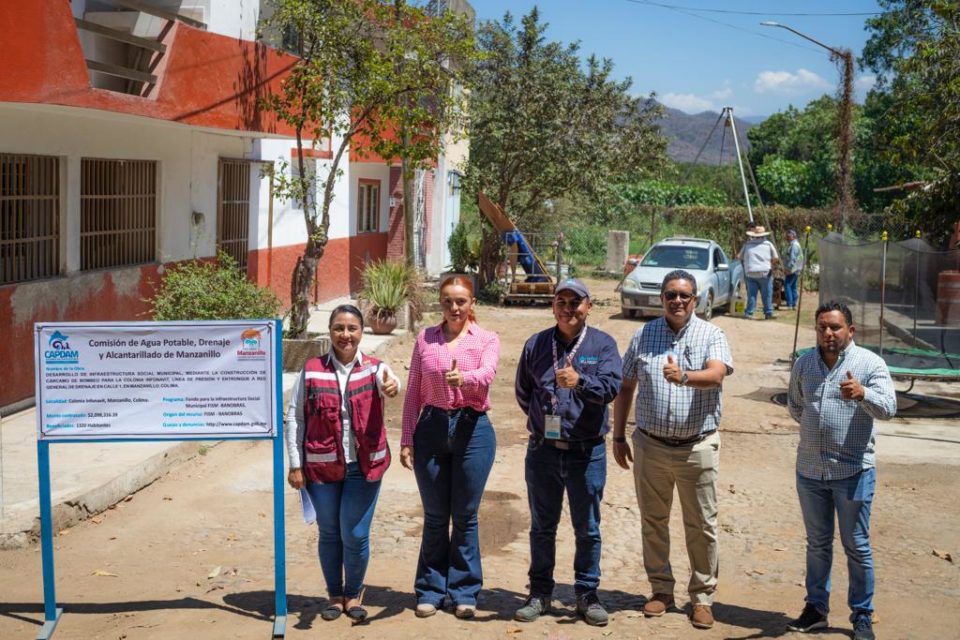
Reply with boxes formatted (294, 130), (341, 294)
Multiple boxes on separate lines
(663, 291), (695, 302)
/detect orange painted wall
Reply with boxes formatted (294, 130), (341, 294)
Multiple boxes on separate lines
(0, 2), (297, 136)
(247, 233), (388, 307)
(0, 265), (162, 408)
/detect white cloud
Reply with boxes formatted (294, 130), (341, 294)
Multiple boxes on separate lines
(711, 86), (734, 101)
(660, 92), (716, 113)
(753, 68), (831, 95)
(856, 74), (877, 92)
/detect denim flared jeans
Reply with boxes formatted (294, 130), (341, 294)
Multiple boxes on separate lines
(413, 407), (496, 607)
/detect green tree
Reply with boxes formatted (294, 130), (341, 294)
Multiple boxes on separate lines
(862, 0), (960, 235)
(746, 96), (847, 207)
(465, 8), (666, 283)
(261, 0), (474, 337)
(755, 157), (811, 207)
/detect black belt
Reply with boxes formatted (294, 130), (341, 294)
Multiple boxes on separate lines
(536, 436), (605, 451)
(426, 405), (483, 418)
(640, 430), (715, 447)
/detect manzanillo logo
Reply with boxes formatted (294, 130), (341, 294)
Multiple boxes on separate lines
(45, 330), (80, 364)
(237, 328), (266, 360)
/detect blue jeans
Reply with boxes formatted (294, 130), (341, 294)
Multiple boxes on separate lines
(745, 273), (774, 317)
(796, 468), (876, 616)
(525, 438), (606, 597)
(413, 407), (496, 607)
(784, 273), (799, 307)
(306, 461), (381, 599)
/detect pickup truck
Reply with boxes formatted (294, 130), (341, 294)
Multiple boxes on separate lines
(620, 237), (744, 321)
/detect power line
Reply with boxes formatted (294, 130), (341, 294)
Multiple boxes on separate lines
(622, 0), (826, 54)
(623, 0), (881, 17)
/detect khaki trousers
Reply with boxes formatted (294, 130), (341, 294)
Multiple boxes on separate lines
(632, 429), (720, 605)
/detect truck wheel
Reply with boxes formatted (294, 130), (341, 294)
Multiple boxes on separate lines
(698, 291), (714, 321)
(622, 307), (636, 319)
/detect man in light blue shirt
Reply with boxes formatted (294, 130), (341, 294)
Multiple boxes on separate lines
(782, 229), (804, 309)
(613, 269), (733, 631)
(786, 301), (896, 640)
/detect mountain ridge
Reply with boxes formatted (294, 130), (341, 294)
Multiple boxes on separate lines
(653, 103), (760, 164)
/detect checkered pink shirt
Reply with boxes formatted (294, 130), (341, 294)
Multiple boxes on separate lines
(401, 322), (500, 446)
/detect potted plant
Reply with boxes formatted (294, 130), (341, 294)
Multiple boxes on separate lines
(358, 260), (421, 335)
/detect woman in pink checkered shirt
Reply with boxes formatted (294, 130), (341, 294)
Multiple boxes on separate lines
(400, 275), (500, 620)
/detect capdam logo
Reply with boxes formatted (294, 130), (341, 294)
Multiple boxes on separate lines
(241, 329), (261, 351)
(237, 328), (266, 360)
(45, 330), (80, 364)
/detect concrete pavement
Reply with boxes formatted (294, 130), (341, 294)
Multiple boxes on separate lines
(0, 298), (399, 548)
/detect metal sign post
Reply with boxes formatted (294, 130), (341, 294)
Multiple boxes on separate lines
(33, 320), (287, 639)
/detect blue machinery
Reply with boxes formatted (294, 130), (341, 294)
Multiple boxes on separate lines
(479, 192), (558, 303)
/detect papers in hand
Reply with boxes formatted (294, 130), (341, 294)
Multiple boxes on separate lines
(299, 488), (316, 524)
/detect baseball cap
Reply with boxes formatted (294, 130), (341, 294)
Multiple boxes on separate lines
(554, 278), (590, 299)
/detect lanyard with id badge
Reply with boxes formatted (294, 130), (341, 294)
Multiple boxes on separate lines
(546, 326), (589, 440)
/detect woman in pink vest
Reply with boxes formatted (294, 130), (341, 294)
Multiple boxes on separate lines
(401, 276), (500, 619)
(286, 304), (401, 622)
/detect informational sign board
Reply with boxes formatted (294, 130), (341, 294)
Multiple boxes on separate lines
(35, 321), (277, 440)
(32, 320), (286, 640)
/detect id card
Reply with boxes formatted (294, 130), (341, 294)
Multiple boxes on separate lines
(545, 414), (562, 440)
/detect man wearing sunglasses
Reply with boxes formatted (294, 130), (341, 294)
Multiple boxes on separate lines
(514, 278), (623, 626)
(612, 269), (733, 630)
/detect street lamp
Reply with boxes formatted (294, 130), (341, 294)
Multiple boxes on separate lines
(761, 21), (856, 225)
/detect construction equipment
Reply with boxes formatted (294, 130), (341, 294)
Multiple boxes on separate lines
(478, 192), (558, 304)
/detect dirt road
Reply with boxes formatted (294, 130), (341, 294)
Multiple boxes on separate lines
(2, 280), (958, 639)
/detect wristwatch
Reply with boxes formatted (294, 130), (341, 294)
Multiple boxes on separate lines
(680, 372), (689, 386)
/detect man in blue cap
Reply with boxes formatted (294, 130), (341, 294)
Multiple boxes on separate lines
(514, 278), (623, 626)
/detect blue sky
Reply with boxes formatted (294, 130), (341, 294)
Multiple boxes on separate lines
(471, 0), (884, 118)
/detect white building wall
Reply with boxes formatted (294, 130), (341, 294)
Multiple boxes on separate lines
(254, 136), (352, 252)
(202, 0), (260, 41)
(428, 154), (449, 275)
(350, 163), (391, 235)
(0, 103), (260, 267)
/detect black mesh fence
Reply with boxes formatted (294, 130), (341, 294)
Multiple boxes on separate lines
(818, 231), (960, 376)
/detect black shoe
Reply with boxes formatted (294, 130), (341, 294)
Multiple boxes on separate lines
(852, 611), (875, 640)
(786, 603), (828, 632)
(321, 601), (344, 621)
(514, 594), (550, 622)
(346, 605), (368, 621)
(576, 591), (609, 627)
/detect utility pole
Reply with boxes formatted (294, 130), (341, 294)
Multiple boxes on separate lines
(761, 22), (856, 227)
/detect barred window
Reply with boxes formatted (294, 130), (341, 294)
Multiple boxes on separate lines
(81, 158), (156, 271)
(0, 153), (60, 285)
(217, 159), (251, 271)
(358, 180), (380, 233)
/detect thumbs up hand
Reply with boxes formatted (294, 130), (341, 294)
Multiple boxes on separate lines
(445, 358), (463, 388)
(839, 369), (864, 401)
(663, 353), (683, 385)
(380, 365), (398, 398)
(555, 354), (580, 389)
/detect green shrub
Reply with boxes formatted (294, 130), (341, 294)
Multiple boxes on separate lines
(147, 252), (281, 320)
(358, 259), (423, 321)
(448, 220), (482, 272)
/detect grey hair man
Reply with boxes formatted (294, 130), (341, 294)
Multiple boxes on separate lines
(612, 269), (733, 631)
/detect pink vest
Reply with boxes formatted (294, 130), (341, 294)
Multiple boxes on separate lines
(302, 353), (390, 483)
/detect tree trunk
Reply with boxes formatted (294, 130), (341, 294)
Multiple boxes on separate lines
(288, 233), (325, 339)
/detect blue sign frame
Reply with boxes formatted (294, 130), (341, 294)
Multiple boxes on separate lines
(34, 319), (287, 639)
